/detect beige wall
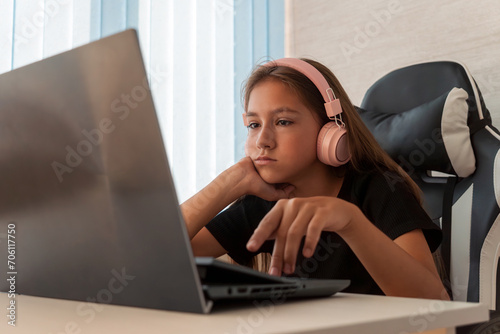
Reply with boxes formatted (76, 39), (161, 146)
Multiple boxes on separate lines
(286, 0), (500, 126)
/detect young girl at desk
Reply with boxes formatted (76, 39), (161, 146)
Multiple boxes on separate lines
(181, 58), (449, 300)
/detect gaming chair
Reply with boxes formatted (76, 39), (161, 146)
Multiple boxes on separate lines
(358, 61), (500, 317)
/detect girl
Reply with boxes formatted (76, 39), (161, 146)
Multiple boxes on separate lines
(181, 58), (449, 300)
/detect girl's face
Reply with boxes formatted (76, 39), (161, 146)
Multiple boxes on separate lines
(245, 78), (324, 185)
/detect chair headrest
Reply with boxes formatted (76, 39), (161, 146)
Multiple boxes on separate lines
(359, 61), (492, 178)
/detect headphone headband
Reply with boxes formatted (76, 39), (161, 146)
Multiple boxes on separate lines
(263, 58), (342, 118)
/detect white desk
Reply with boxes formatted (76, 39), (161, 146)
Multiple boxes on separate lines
(1, 292), (489, 334)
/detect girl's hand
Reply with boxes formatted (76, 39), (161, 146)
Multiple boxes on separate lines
(233, 157), (295, 201)
(246, 196), (358, 276)
(182, 156), (294, 241)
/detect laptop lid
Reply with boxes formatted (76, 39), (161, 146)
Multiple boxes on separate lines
(0, 29), (212, 313)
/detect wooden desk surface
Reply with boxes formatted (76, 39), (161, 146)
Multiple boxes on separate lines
(1, 292), (489, 334)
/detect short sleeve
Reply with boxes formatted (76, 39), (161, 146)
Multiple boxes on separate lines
(205, 196), (275, 265)
(353, 171), (442, 252)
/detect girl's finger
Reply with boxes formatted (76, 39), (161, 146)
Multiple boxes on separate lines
(246, 201), (285, 252)
(282, 209), (313, 273)
(268, 235), (286, 276)
(303, 215), (325, 258)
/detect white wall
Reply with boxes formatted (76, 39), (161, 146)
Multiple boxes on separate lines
(286, 0), (500, 126)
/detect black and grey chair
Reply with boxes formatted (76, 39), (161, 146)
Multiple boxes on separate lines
(358, 61), (500, 330)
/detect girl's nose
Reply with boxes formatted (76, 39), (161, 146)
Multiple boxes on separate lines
(256, 126), (275, 150)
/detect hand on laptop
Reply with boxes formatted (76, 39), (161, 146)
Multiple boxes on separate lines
(246, 196), (359, 276)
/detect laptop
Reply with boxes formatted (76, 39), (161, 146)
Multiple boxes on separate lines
(0, 29), (349, 313)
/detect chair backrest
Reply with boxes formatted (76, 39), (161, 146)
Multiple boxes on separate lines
(359, 61), (500, 309)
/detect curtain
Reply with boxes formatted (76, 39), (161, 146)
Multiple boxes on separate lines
(0, 0), (283, 202)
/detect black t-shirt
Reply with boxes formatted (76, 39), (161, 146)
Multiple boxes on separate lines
(205, 169), (442, 295)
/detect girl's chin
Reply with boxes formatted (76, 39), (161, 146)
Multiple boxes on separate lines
(259, 173), (289, 185)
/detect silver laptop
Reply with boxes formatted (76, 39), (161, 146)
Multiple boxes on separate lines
(0, 29), (349, 313)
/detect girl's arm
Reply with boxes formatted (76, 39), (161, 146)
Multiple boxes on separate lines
(340, 207), (449, 300)
(246, 197), (449, 300)
(181, 157), (294, 256)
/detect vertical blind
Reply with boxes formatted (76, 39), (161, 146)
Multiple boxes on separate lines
(0, 0), (283, 202)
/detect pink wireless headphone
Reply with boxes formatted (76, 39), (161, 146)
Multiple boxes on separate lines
(243, 58), (351, 167)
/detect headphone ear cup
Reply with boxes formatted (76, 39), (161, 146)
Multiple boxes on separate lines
(317, 122), (351, 167)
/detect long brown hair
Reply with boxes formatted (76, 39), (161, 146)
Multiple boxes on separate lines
(241, 58), (427, 273)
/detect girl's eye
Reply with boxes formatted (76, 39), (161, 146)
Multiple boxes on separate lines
(277, 120), (292, 126)
(247, 122), (260, 129)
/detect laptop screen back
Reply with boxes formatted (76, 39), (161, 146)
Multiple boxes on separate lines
(0, 30), (211, 313)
